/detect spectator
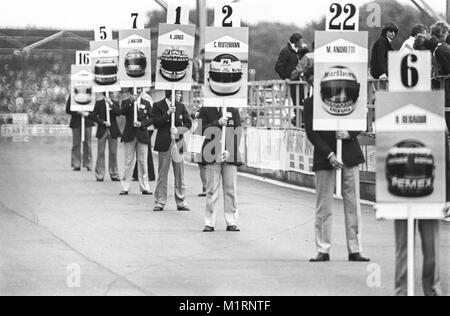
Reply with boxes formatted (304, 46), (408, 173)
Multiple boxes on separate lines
(291, 42), (315, 81)
(401, 24), (428, 52)
(430, 21), (450, 129)
(275, 33), (309, 126)
(370, 21), (399, 79)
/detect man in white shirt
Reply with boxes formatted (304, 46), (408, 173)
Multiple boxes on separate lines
(400, 24), (428, 52)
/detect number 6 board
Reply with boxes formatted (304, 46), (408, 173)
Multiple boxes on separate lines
(388, 51), (431, 92)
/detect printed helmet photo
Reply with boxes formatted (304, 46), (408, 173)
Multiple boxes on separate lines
(208, 54), (243, 96)
(385, 140), (435, 197)
(159, 48), (189, 81)
(74, 85), (92, 105)
(125, 50), (147, 78)
(320, 66), (360, 116)
(94, 58), (118, 85)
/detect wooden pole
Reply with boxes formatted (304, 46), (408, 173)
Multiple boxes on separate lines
(336, 138), (342, 197)
(133, 85), (138, 123)
(81, 116), (85, 143)
(105, 96), (111, 125)
(407, 205), (415, 296)
(447, 0), (450, 22)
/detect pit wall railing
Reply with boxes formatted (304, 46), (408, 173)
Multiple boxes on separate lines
(185, 78), (449, 202)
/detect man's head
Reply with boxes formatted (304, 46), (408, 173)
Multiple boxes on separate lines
(411, 24), (428, 38)
(430, 21), (450, 43)
(165, 90), (182, 101)
(289, 33), (303, 48)
(382, 21), (399, 41)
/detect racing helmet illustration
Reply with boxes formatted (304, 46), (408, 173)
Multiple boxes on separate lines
(74, 85), (92, 105)
(320, 66), (360, 116)
(208, 54), (243, 96)
(125, 50), (147, 78)
(159, 47), (189, 81)
(385, 140), (435, 197)
(94, 58), (118, 85)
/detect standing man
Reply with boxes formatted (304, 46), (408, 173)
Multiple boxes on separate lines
(132, 89), (156, 183)
(275, 33), (307, 81)
(275, 33), (309, 126)
(152, 90), (192, 212)
(303, 68), (370, 262)
(191, 108), (208, 197)
(200, 107), (243, 232)
(393, 134), (450, 296)
(65, 95), (94, 172)
(90, 92), (121, 182)
(119, 89), (153, 196)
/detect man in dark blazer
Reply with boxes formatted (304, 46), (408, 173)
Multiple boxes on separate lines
(90, 93), (121, 182)
(65, 96), (95, 171)
(152, 90), (192, 212)
(119, 90), (154, 195)
(304, 90), (370, 262)
(370, 21), (398, 79)
(199, 106), (243, 232)
(132, 92), (156, 182)
(275, 33), (309, 126)
(430, 22), (450, 130)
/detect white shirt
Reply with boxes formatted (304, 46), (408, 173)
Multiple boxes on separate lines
(289, 42), (299, 53)
(400, 36), (415, 52)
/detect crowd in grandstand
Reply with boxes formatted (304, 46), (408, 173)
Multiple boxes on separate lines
(0, 54), (70, 124)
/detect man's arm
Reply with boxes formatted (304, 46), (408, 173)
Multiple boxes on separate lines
(65, 96), (75, 115)
(90, 102), (106, 126)
(304, 100), (334, 159)
(374, 40), (389, 76)
(176, 104), (192, 135)
(436, 46), (450, 75)
(199, 108), (221, 132)
(275, 48), (289, 80)
(141, 104), (154, 129)
(120, 98), (133, 116)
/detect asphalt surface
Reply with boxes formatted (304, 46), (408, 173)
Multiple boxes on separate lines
(0, 137), (448, 296)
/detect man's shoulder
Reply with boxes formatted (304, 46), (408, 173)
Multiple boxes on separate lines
(153, 99), (166, 108)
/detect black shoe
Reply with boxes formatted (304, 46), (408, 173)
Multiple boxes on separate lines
(111, 178), (120, 182)
(97, 179), (104, 182)
(198, 193), (207, 197)
(226, 225), (240, 232)
(349, 253), (370, 262)
(310, 253), (330, 262)
(132, 178), (139, 182)
(142, 191), (153, 195)
(153, 206), (164, 212)
(203, 226), (215, 232)
(177, 206), (191, 212)
(119, 191), (128, 196)
(73, 167), (81, 171)
(86, 167), (92, 172)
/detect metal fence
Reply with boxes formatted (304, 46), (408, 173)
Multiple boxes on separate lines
(187, 77), (449, 133)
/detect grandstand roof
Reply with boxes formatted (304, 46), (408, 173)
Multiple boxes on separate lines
(0, 28), (158, 54)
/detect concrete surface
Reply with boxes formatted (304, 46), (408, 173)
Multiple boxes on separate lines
(0, 137), (448, 296)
